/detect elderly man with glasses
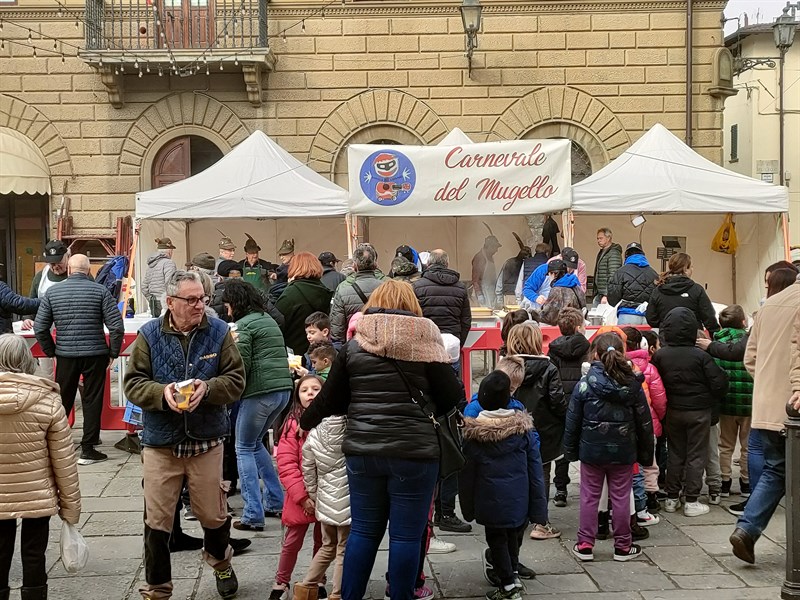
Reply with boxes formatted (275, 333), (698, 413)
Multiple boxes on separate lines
(124, 271), (245, 600)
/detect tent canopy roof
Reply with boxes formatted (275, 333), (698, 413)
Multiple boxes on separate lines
(571, 123), (788, 214)
(0, 126), (51, 196)
(436, 127), (475, 146)
(136, 130), (347, 220)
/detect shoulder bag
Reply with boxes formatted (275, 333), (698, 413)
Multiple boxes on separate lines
(389, 359), (465, 479)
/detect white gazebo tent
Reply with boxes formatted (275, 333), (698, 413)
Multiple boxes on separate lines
(570, 123), (790, 311)
(133, 130), (349, 308)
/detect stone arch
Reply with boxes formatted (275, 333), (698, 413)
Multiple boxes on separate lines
(309, 89), (449, 180)
(121, 92), (249, 183)
(489, 86), (631, 167)
(0, 94), (73, 178)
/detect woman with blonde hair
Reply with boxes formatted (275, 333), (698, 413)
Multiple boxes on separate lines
(506, 322), (567, 541)
(299, 279), (464, 600)
(275, 252), (334, 355)
(646, 252), (719, 334)
(0, 334), (81, 600)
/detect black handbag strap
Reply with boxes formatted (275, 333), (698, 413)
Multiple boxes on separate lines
(388, 359), (440, 428)
(351, 281), (369, 304)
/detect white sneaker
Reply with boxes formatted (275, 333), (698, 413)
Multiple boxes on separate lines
(428, 536), (457, 554)
(664, 498), (681, 513)
(636, 510), (661, 526)
(684, 501), (710, 517)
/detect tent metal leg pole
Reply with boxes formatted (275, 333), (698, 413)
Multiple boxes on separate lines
(782, 213), (791, 261)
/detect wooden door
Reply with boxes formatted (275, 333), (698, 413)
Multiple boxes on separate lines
(157, 0), (214, 48)
(152, 137), (191, 189)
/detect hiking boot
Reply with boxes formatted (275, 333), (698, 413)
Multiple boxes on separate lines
(77, 448), (107, 465)
(730, 527), (756, 564)
(529, 522), (561, 540)
(485, 588), (521, 600)
(553, 490), (568, 507)
(636, 509), (660, 527)
(646, 492), (661, 513)
(664, 498), (681, 513)
(214, 566), (238, 599)
(740, 478), (751, 498)
(684, 501), (710, 517)
(720, 479), (732, 498)
(727, 500), (747, 516)
(572, 543), (594, 562)
(613, 544), (643, 562)
(596, 511), (610, 540)
(428, 537), (456, 554)
(436, 514), (472, 533)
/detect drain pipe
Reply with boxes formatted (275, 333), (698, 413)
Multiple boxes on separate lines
(686, 0), (694, 147)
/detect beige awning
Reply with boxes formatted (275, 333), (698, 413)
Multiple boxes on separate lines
(0, 126), (51, 195)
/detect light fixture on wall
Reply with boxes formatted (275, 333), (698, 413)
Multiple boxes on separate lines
(459, 0), (482, 78)
(631, 214), (646, 228)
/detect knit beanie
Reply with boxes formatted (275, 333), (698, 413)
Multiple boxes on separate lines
(478, 371), (511, 412)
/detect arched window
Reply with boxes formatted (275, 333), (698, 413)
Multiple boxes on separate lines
(333, 125), (423, 188)
(522, 122), (607, 185)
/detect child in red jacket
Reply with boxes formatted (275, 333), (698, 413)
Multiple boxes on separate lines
(271, 375), (325, 600)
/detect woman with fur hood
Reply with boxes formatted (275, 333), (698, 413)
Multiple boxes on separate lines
(505, 322), (567, 541)
(460, 371), (548, 600)
(300, 280), (464, 600)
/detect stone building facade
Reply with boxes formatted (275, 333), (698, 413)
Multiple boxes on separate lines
(0, 0), (733, 291)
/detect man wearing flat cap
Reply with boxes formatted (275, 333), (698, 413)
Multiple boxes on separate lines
(188, 252), (220, 283)
(143, 237), (178, 316)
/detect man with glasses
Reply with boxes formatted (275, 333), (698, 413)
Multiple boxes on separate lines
(124, 271), (245, 600)
(34, 253), (125, 465)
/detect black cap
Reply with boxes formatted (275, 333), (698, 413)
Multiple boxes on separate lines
(478, 371), (511, 412)
(561, 247), (579, 269)
(625, 242), (644, 257)
(548, 259), (567, 273)
(318, 251), (340, 267)
(44, 240), (68, 263)
(217, 260), (242, 278)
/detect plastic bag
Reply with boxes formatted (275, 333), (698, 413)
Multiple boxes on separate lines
(711, 214), (739, 255)
(60, 520), (89, 573)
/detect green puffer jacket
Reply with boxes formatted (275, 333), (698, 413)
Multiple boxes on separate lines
(235, 311), (293, 399)
(713, 327), (753, 417)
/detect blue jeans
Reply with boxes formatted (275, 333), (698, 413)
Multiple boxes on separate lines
(235, 390), (291, 526)
(633, 467), (647, 512)
(748, 428), (764, 489)
(617, 313), (647, 325)
(738, 429), (785, 540)
(342, 455), (438, 600)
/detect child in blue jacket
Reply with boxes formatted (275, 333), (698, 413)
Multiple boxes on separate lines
(460, 371), (548, 600)
(464, 356), (526, 417)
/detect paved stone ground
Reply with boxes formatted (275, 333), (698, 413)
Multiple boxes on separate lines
(5, 427), (786, 600)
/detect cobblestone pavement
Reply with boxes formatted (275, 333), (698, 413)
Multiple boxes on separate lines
(6, 431), (786, 600)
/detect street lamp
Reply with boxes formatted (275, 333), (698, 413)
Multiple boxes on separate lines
(773, 2), (798, 190)
(460, 0), (482, 78)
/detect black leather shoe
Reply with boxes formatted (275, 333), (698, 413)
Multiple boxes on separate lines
(230, 537), (252, 556)
(730, 527), (755, 564)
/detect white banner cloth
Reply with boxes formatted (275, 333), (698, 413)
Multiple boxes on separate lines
(347, 139), (572, 217)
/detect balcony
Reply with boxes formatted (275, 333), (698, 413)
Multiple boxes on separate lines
(79, 0), (274, 107)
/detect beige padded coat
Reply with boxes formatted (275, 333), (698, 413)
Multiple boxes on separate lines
(0, 372), (81, 523)
(302, 415), (350, 527)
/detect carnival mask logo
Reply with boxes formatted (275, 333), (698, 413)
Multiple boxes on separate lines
(360, 150), (416, 207)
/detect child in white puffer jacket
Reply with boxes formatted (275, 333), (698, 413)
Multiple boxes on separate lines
(295, 415), (350, 600)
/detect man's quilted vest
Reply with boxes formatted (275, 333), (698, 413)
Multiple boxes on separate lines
(138, 317), (230, 447)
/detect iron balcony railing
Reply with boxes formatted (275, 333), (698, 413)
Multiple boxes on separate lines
(84, 0), (267, 51)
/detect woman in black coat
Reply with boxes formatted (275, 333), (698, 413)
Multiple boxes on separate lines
(274, 252), (333, 355)
(646, 252), (719, 334)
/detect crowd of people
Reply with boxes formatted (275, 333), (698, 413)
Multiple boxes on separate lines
(0, 227), (799, 600)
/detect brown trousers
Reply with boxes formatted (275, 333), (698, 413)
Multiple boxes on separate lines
(719, 415), (751, 482)
(140, 444), (232, 599)
(302, 523), (350, 596)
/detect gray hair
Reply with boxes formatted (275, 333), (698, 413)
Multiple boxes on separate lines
(428, 250), (449, 268)
(0, 334), (38, 375)
(353, 243), (378, 272)
(340, 259), (355, 277)
(597, 227), (613, 238)
(166, 270), (203, 297)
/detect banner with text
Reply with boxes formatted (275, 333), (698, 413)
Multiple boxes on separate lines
(347, 139), (572, 217)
